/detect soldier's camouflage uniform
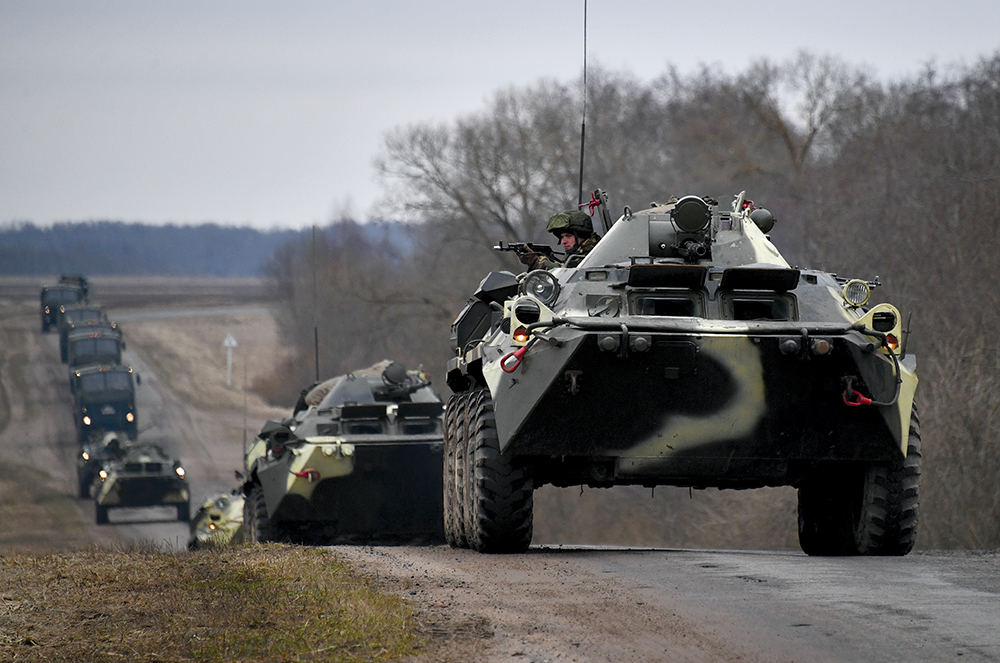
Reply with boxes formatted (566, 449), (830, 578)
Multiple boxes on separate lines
(523, 234), (599, 271)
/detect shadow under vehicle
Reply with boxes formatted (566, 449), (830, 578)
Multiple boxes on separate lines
(242, 362), (445, 544)
(445, 190), (919, 556)
(188, 486), (245, 549)
(58, 304), (106, 362)
(77, 430), (137, 499)
(91, 441), (189, 524)
(66, 327), (124, 369)
(39, 282), (86, 332)
(70, 364), (138, 445)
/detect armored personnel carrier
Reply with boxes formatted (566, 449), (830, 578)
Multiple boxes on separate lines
(77, 430), (135, 498)
(40, 282), (86, 332)
(242, 362), (444, 543)
(445, 191), (919, 556)
(91, 441), (189, 524)
(70, 364), (138, 444)
(188, 487), (245, 549)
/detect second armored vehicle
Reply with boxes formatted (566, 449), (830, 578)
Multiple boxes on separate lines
(242, 362), (444, 543)
(66, 327), (124, 369)
(91, 441), (190, 523)
(445, 191), (919, 556)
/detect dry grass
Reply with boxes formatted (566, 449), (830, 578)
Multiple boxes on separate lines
(0, 461), (93, 552)
(120, 310), (291, 421)
(0, 544), (419, 663)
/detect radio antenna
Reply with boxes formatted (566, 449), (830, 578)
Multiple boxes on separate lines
(577, 0), (588, 207)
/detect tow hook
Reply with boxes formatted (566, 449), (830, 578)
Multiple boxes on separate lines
(842, 377), (872, 407)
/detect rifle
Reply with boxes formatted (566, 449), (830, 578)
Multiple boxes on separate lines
(493, 241), (564, 258)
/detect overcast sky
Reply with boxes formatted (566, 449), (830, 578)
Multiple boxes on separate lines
(2, 1), (998, 229)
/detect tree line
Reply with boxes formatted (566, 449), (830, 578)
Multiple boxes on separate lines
(262, 51), (1000, 549)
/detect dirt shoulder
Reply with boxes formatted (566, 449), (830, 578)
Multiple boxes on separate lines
(332, 545), (749, 663)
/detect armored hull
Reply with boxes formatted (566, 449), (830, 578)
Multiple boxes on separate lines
(446, 192), (919, 555)
(92, 443), (189, 523)
(188, 489), (245, 549)
(243, 363), (445, 544)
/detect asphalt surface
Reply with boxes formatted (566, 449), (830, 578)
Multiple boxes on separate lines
(335, 544), (1000, 662)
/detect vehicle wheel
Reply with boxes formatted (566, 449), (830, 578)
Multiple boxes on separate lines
(177, 502), (191, 522)
(798, 403), (921, 556)
(95, 504), (109, 525)
(443, 393), (463, 547)
(467, 387), (533, 553)
(853, 404), (921, 555)
(461, 392), (480, 550)
(77, 470), (93, 499)
(243, 484), (278, 543)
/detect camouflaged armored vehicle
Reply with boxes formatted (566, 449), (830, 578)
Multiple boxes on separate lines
(77, 429), (136, 498)
(242, 361), (444, 543)
(188, 487), (245, 549)
(445, 191), (919, 556)
(91, 441), (189, 524)
(70, 364), (138, 444)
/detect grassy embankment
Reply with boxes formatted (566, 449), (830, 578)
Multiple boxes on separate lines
(0, 544), (418, 662)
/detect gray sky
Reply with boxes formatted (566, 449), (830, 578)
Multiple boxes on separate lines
(2, 1), (998, 229)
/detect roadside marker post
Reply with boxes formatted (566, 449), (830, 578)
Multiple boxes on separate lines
(223, 333), (239, 387)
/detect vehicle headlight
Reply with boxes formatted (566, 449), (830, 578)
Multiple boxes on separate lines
(175, 466), (186, 478)
(842, 279), (870, 307)
(99, 470), (107, 480)
(522, 271), (560, 306)
(82, 416), (91, 426)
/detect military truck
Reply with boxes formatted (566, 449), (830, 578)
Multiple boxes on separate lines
(242, 361), (444, 543)
(91, 441), (189, 523)
(77, 430), (135, 498)
(58, 304), (106, 362)
(445, 191), (919, 556)
(66, 327), (124, 369)
(70, 364), (138, 444)
(188, 487), (245, 549)
(39, 282), (86, 332)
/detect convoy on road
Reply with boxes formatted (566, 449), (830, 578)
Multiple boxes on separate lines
(446, 191), (920, 556)
(39, 275), (191, 524)
(36, 191), (920, 554)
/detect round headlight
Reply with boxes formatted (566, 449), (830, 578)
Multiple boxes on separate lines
(522, 271), (560, 306)
(82, 416), (92, 426)
(842, 279), (870, 307)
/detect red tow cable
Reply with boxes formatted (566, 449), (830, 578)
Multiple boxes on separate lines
(843, 389), (872, 407)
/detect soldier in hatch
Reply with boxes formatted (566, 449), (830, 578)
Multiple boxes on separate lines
(519, 210), (600, 271)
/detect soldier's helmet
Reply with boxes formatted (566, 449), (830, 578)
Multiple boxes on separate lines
(546, 210), (593, 238)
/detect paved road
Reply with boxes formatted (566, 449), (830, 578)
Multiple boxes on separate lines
(335, 544), (1000, 662)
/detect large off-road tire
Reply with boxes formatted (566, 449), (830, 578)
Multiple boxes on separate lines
(466, 388), (533, 553)
(95, 504), (109, 525)
(460, 392), (480, 550)
(443, 393), (463, 547)
(77, 469), (94, 499)
(798, 404), (922, 556)
(243, 484), (278, 543)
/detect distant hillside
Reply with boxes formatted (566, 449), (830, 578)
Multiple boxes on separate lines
(0, 220), (414, 277)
